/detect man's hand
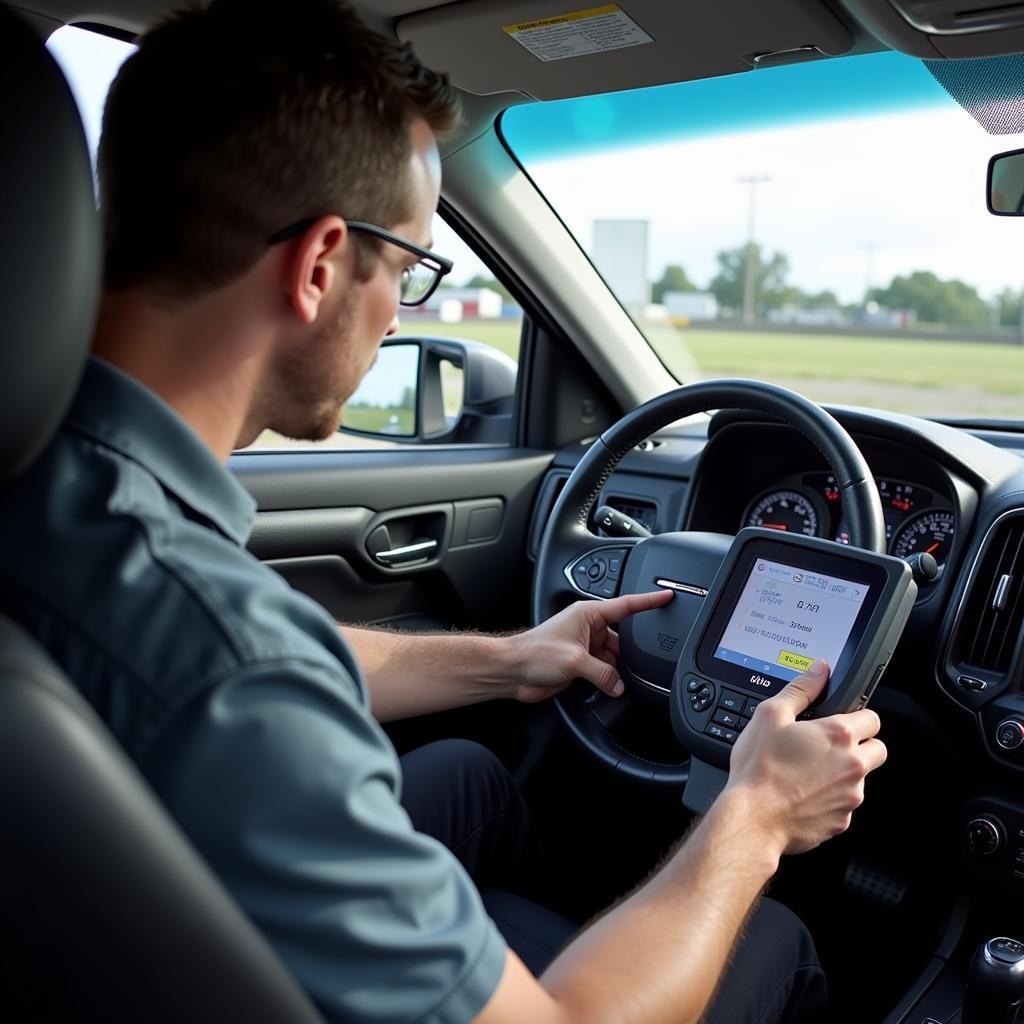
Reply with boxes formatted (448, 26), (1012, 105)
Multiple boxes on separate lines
(727, 659), (887, 856)
(509, 590), (673, 704)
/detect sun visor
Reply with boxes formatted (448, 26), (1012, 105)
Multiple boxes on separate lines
(842, 0), (1024, 58)
(397, 0), (853, 100)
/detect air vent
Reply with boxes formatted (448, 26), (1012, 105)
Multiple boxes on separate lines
(953, 513), (1024, 675)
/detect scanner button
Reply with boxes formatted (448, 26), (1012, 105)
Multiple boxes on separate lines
(719, 691), (745, 713)
(742, 698), (763, 716)
(713, 710), (739, 729)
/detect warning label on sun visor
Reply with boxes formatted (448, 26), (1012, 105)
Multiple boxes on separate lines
(502, 4), (653, 63)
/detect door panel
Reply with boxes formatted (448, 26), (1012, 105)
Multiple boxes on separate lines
(233, 448), (553, 631)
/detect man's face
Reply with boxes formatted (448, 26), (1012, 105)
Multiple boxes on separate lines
(271, 119), (442, 442)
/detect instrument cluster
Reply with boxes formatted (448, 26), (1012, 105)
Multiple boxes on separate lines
(743, 473), (956, 575)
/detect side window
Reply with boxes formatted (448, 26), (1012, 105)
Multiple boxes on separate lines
(46, 26), (136, 175)
(47, 26), (522, 452)
(252, 219), (523, 451)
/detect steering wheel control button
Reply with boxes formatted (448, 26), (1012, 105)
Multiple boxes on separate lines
(967, 817), (1003, 857)
(596, 578), (618, 598)
(586, 560), (605, 582)
(607, 554), (623, 578)
(718, 690), (745, 713)
(713, 710), (739, 728)
(997, 719), (1024, 751)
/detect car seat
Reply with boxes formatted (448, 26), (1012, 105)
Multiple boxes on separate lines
(0, 6), (323, 1020)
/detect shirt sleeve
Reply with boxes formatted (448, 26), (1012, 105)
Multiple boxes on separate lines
(142, 657), (507, 1024)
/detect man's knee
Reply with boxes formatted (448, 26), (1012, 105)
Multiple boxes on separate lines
(742, 898), (820, 971)
(704, 898), (827, 1024)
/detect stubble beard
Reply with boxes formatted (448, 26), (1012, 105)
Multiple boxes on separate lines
(264, 290), (362, 442)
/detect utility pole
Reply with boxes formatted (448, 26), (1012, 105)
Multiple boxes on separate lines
(738, 174), (771, 324)
(863, 242), (877, 303)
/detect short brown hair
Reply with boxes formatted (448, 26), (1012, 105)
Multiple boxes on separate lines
(98, 0), (460, 300)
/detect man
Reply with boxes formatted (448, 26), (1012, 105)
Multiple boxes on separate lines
(0, 2), (886, 1022)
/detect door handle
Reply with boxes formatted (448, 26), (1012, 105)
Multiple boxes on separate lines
(374, 540), (438, 566)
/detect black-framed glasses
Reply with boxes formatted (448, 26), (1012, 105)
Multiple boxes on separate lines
(267, 217), (454, 306)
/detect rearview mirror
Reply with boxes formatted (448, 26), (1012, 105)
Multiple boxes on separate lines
(988, 147), (1024, 215)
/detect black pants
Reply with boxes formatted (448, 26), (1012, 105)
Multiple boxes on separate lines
(400, 738), (828, 1023)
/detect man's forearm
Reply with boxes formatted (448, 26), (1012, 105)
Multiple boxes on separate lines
(341, 626), (518, 722)
(540, 784), (780, 1023)
(476, 783), (782, 1024)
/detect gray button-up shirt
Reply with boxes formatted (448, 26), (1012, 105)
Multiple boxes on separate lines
(0, 356), (506, 1023)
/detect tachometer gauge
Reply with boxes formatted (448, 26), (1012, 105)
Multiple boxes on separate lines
(744, 490), (819, 537)
(891, 510), (956, 570)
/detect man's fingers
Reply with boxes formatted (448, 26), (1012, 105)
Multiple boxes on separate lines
(845, 707), (882, 743)
(591, 588), (673, 626)
(859, 737), (888, 773)
(767, 659), (829, 718)
(574, 653), (625, 697)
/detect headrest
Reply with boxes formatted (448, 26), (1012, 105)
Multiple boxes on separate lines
(0, 6), (100, 482)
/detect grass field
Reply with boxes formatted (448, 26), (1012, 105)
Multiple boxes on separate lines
(409, 319), (1024, 418)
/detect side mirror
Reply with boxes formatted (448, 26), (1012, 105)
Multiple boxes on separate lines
(340, 336), (516, 444)
(988, 147), (1024, 215)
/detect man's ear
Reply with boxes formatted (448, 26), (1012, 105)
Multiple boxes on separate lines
(285, 215), (349, 324)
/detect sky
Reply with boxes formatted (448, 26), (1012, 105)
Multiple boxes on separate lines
(47, 26), (1024, 305)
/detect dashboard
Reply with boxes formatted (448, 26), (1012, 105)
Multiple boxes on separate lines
(535, 405), (1024, 911)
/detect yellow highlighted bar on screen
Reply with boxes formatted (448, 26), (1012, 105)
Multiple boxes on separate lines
(778, 650), (814, 672)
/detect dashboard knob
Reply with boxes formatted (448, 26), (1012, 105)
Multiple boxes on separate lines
(967, 817), (1004, 856)
(996, 719), (1024, 752)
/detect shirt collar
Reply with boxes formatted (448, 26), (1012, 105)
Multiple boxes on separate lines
(66, 357), (257, 545)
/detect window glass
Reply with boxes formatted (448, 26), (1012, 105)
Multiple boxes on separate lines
(503, 51), (1024, 422)
(47, 26), (135, 176)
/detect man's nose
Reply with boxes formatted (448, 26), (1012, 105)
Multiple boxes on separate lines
(384, 313), (400, 337)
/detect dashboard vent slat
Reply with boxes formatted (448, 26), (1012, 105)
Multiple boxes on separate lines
(955, 515), (1024, 676)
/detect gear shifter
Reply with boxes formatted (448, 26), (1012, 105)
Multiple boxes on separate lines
(963, 936), (1024, 1024)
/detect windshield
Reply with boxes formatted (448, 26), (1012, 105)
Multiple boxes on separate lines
(502, 51), (1024, 423)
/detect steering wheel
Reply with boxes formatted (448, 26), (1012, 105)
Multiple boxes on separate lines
(531, 379), (885, 786)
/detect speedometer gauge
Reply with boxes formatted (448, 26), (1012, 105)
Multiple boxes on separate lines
(744, 490), (819, 537)
(891, 510), (956, 569)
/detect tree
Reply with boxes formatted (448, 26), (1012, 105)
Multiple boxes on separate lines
(465, 274), (512, 303)
(708, 243), (790, 317)
(651, 264), (697, 303)
(867, 270), (989, 327)
(995, 286), (1023, 329)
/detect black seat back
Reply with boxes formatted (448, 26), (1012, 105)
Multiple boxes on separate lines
(0, 7), (322, 1020)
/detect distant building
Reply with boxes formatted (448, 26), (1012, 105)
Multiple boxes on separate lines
(592, 220), (649, 312)
(767, 306), (846, 327)
(403, 286), (504, 322)
(660, 290), (718, 323)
